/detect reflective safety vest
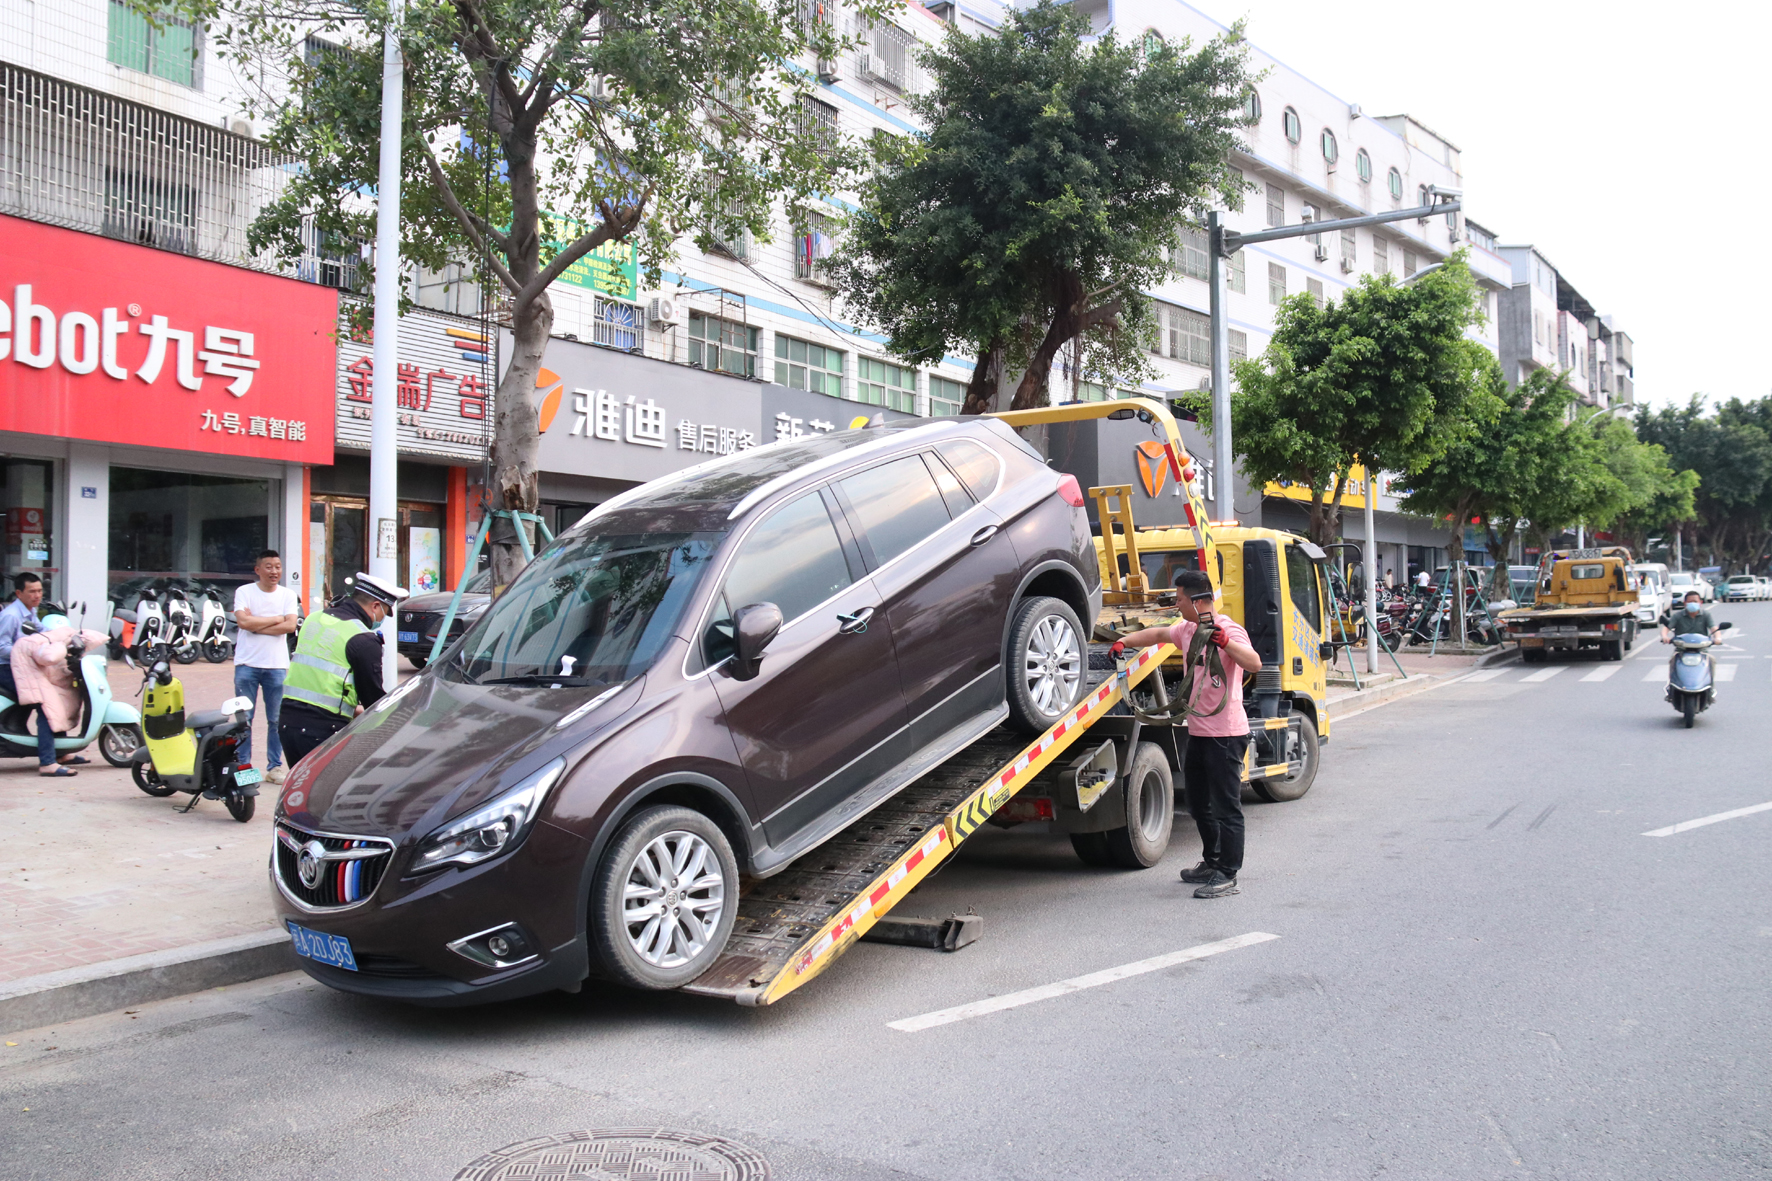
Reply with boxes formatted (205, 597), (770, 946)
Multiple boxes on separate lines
(285, 611), (369, 717)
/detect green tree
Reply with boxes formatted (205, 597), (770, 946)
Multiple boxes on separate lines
(1223, 255), (1495, 545)
(1636, 397), (1772, 568)
(830, 0), (1251, 413)
(195, 0), (874, 581)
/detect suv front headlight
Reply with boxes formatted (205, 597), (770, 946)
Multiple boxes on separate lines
(413, 757), (566, 873)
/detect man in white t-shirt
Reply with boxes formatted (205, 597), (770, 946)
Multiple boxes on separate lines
(233, 550), (300, 783)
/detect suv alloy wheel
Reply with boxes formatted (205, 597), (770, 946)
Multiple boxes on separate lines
(590, 805), (740, 989)
(1005, 596), (1086, 734)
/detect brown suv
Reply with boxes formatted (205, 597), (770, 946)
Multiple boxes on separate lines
(271, 418), (1101, 1003)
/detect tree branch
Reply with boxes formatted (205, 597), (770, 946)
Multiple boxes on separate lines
(514, 194), (650, 317)
(420, 137), (522, 295)
(520, 0), (601, 112)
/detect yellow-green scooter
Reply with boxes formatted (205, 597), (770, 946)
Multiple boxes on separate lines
(128, 659), (261, 822)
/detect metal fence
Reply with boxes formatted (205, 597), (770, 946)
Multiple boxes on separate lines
(0, 59), (349, 286)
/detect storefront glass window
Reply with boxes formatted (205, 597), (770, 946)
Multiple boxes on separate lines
(108, 467), (275, 605)
(2, 459), (57, 600)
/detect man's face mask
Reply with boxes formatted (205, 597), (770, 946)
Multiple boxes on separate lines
(1686, 601), (1703, 614)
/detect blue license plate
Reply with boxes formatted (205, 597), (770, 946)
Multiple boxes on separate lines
(233, 766), (262, 786)
(398, 631), (419, 643)
(286, 920), (358, 971)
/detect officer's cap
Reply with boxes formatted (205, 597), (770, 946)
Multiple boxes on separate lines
(345, 572), (410, 607)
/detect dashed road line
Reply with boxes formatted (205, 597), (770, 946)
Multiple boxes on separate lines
(1520, 666), (1565, 683)
(1716, 662), (1738, 682)
(886, 933), (1280, 1032)
(1464, 669), (1509, 683)
(1642, 665), (1665, 682)
(1643, 801), (1772, 837)
(1580, 665), (1621, 682)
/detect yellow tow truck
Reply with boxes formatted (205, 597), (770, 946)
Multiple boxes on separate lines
(1500, 546), (1641, 662)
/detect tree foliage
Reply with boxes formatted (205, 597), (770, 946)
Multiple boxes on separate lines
(830, 0), (1251, 413)
(1221, 254), (1494, 544)
(192, 0), (874, 579)
(1635, 396), (1772, 569)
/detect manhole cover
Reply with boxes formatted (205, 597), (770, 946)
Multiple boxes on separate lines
(453, 1129), (770, 1181)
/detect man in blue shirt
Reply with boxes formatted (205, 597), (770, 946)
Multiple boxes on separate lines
(0, 573), (72, 776)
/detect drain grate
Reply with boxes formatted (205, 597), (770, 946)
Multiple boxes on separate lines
(453, 1129), (770, 1181)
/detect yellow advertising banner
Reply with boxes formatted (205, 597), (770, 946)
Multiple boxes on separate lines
(1265, 465), (1377, 510)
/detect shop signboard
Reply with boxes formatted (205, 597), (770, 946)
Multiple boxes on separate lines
(334, 307), (497, 462)
(0, 214), (337, 464)
(557, 239), (639, 300)
(761, 384), (919, 442)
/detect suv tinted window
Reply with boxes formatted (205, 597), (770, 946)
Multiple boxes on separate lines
(925, 451), (975, 518)
(935, 440), (1001, 501)
(724, 492), (853, 624)
(839, 455), (953, 568)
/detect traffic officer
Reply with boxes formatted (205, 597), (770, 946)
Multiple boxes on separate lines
(279, 572), (408, 767)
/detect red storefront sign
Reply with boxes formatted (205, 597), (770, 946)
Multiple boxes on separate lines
(0, 214), (337, 464)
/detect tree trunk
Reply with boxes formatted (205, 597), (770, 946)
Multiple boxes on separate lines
(961, 338), (1004, 416)
(1484, 522), (1516, 599)
(489, 293), (553, 590)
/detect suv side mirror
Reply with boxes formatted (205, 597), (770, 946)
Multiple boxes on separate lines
(729, 602), (783, 681)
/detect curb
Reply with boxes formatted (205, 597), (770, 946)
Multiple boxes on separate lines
(1326, 672), (1446, 717)
(0, 928), (295, 1034)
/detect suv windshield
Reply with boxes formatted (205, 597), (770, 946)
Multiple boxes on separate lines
(448, 532), (724, 686)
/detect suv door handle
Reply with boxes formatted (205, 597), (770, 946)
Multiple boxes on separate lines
(970, 525), (999, 547)
(837, 607), (874, 634)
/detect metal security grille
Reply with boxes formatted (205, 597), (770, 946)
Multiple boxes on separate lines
(0, 61), (343, 284)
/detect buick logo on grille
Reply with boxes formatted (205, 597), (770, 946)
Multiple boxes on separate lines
(297, 840), (329, 889)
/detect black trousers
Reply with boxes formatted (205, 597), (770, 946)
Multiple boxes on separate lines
(278, 703), (350, 768)
(1184, 733), (1249, 876)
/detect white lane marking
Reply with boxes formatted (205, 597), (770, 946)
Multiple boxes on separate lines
(1463, 669), (1509, 682)
(1520, 666), (1565, 683)
(1643, 665), (1665, 682)
(1643, 801), (1772, 837)
(886, 932), (1280, 1033)
(1580, 665), (1621, 682)
(1717, 662), (1738, 682)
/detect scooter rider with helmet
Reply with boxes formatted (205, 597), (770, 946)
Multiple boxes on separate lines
(278, 572), (408, 767)
(1659, 590), (1720, 645)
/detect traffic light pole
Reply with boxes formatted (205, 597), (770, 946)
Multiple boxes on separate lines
(1206, 191), (1463, 670)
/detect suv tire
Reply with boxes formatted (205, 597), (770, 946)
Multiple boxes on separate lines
(1006, 596), (1086, 735)
(590, 805), (739, 990)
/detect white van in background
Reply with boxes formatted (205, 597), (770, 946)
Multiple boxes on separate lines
(1631, 562), (1671, 623)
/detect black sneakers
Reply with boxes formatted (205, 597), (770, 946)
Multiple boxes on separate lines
(1193, 871), (1239, 899)
(1178, 861), (1217, 884)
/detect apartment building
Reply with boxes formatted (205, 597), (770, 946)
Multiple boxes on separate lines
(1495, 242), (1634, 413)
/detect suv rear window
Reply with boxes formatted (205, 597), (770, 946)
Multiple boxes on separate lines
(935, 440), (1001, 501)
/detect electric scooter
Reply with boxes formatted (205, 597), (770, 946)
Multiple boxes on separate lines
(109, 590), (170, 666)
(193, 587), (233, 663)
(1666, 626), (1727, 728)
(129, 658), (260, 821)
(0, 601), (144, 767)
(163, 587), (199, 664)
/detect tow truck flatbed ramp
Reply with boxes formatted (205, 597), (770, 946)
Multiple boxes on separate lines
(681, 644), (1173, 1005)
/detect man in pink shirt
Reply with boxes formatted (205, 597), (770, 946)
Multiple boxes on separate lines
(1114, 568), (1262, 898)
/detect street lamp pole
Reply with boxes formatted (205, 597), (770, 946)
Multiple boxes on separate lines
(369, 2), (405, 686)
(1206, 189), (1462, 663)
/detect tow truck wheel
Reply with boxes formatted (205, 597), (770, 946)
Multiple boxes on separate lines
(1521, 648), (1545, 664)
(1600, 639), (1623, 662)
(1251, 711), (1320, 804)
(591, 805), (739, 990)
(1099, 742), (1174, 868)
(1005, 596), (1086, 735)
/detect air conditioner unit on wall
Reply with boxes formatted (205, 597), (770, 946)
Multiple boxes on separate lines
(648, 297), (680, 326)
(1339, 256), (1355, 273)
(863, 51), (892, 81)
(1313, 244), (1329, 262)
(817, 58), (839, 82)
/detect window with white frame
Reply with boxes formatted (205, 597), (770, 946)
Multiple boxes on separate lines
(858, 356), (915, 412)
(1307, 278), (1325, 309)
(1372, 236), (1389, 275)
(775, 334), (843, 396)
(794, 210), (837, 284)
(1268, 262), (1286, 305)
(1355, 148), (1372, 183)
(592, 298), (643, 351)
(1227, 249), (1246, 293)
(1341, 229), (1356, 267)
(1174, 226), (1209, 280)
(1229, 329), (1248, 361)
(1151, 302), (1210, 365)
(1244, 89), (1261, 123)
(688, 311), (758, 376)
(1321, 128), (1338, 165)
(108, 0), (200, 87)
(799, 96), (839, 158)
(1265, 183), (1285, 227)
(1403, 250), (1418, 278)
(1282, 106), (1301, 144)
(928, 375), (965, 416)
(1387, 167), (1403, 201)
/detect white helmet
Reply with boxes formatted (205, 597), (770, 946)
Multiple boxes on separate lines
(345, 572), (410, 608)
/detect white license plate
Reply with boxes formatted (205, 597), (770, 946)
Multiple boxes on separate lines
(233, 766), (262, 786)
(398, 631), (419, 643)
(287, 920), (357, 971)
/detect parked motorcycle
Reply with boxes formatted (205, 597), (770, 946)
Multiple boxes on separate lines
(163, 588), (199, 664)
(193, 588), (233, 663)
(1666, 626), (1728, 728)
(128, 658), (260, 821)
(109, 590), (170, 666)
(0, 601), (144, 767)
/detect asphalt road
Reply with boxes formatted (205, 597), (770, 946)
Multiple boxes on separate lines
(4, 611), (1770, 1180)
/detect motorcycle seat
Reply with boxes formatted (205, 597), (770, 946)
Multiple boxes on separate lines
(188, 709), (235, 732)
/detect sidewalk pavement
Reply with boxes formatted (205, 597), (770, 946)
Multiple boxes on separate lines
(1, 655), (415, 1030)
(2, 645), (1508, 1031)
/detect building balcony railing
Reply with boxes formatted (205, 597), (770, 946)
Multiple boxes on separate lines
(0, 59), (353, 288)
